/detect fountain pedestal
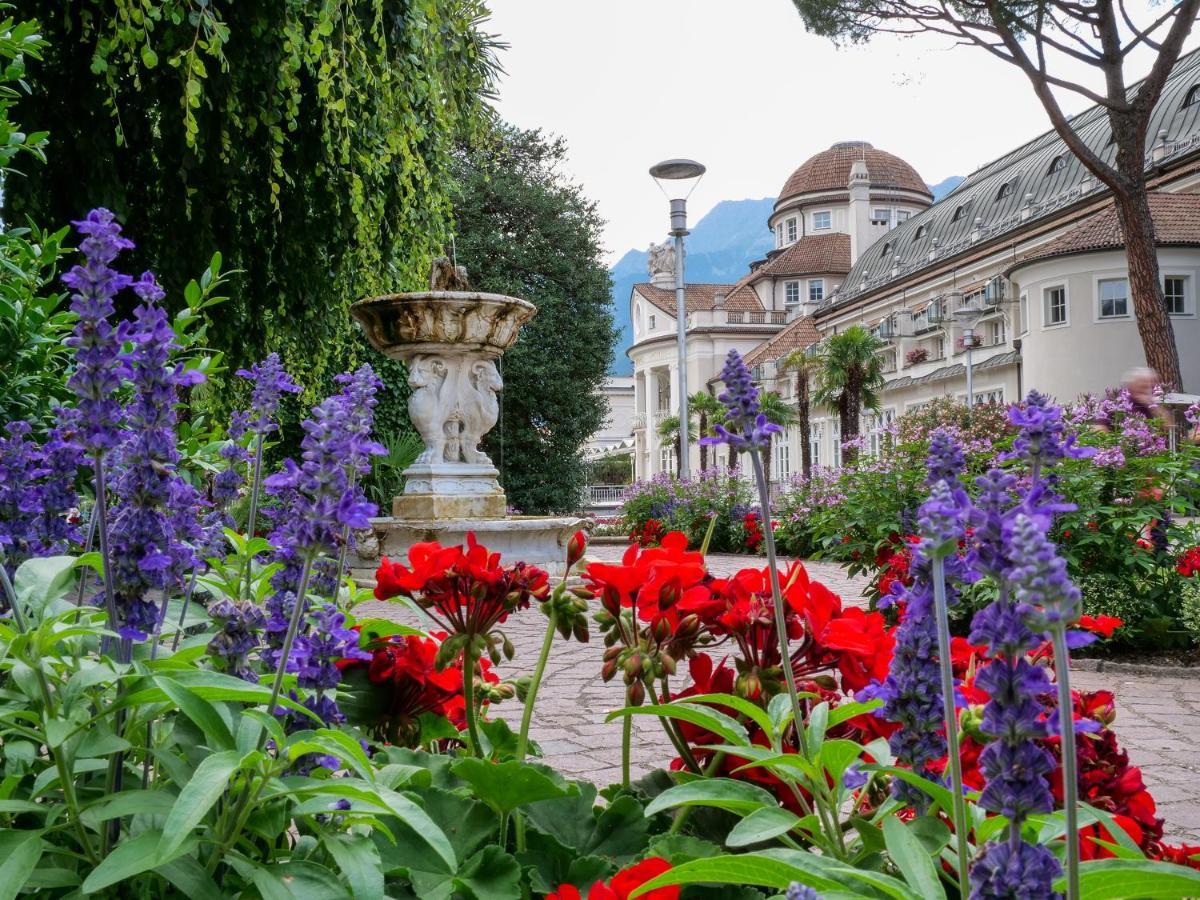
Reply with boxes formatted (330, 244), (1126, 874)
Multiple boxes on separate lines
(347, 280), (583, 580)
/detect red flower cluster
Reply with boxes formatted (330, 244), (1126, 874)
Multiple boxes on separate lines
(374, 533), (550, 639)
(547, 857), (677, 900)
(629, 518), (664, 547)
(1178, 546), (1200, 577)
(742, 511), (764, 553)
(874, 535), (918, 601)
(337, 630), (499, 743)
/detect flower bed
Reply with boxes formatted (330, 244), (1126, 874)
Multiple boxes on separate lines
(3, 217), (1200, 897)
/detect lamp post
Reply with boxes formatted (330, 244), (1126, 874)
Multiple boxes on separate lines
(649, 158), (705, 479)
(953, 307), (981, 409)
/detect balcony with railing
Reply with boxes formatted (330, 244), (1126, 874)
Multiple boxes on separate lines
(586, 484), (626, 507)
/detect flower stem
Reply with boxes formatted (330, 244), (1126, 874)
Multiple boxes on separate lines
(516, 608), (556, 763)
(461, 638), (484, 758)
(1051, 625), (1081, 900)
(931, 557), (972, 898)
(261, 551), (316, 751)
(621, 714), (632, 790)
(169, 569), (201, 654)
(73, 510), (98, 609)
(242, 431), (265, 603)
(90, 452), (119, 649)
(749, 453), (808, 759)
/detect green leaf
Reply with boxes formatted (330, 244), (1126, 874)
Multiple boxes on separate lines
(454, 845), (522, 900)
(156, 749), (246, 860)
(676, 692), (774, 735)
(155, 855), (225, 900)
(627, 852), (843, 896)
(1065, 858), (1200, 898)
(883, 817), (945, 900)
(644, 778), (778, 817)
(323, 833), (383, 900)
(726, 806), (802, 847)
(13, 555), (78, 621)
(608, 702), (749, 747)
(153, 676), (235, 753)
(80, 790), (176, 830)
(372, 786), (457, 872)
(82, 830), (192, 893)
(450, 758), (571, 814)
(252, 860), (352, 899)
(0, 830), (44, 900)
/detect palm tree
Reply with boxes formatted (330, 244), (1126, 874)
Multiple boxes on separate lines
(812, 326), (885, 466)
(756, 390), (797, 479)
(655, 414), (697, 476)
(689, 390), (726, 473)
(779, 349), (819, 479)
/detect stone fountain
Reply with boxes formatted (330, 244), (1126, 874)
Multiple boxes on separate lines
(347, 260), (584, 578)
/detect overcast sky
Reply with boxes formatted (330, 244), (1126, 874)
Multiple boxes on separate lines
(486, 0), (1194, 265)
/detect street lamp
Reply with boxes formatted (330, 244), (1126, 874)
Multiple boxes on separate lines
(649, 158), (706, 478)
(952, 306), (981, 409)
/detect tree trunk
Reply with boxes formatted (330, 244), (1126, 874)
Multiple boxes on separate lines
(797, 372), (812, 478)
(675, 437), (683, 476)
(760, 439), (772, 485)
(841, 370), (863, 466)
(1111, 168), (1183, 389)
(698, 412), (708, 472)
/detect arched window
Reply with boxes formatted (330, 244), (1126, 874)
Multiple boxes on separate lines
(1047, 155), (1066, 175)
(996, 181), (1013, 201)
(951, 205), (966, 222)
(880, 241), (891, 259)
(1184, 84), (1200, 108)
(914, 224), (928, 240)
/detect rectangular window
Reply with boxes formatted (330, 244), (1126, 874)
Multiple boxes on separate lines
(1044, 285), (1067, 326)
(808, 279), (825, 303)
(776, 224), (784, 248)
(774, 429), (791, 480)
(1098, 278), (1129, 318)
(1165, 276), (1188, 315)
(897, 210), (911, 222)
(809, 423), (821, 470)
(1019, 294), (1029, 334)
(872, 207), (892, 226)
(785, 281), (801, 305)
(813, 210), (832, 231)
(990, 319), (1006, 345)
(786, 217), (798, 243)
(659, 445), (675, 476)
(648, 314), (656, 330)
(831, 419), (841, 467)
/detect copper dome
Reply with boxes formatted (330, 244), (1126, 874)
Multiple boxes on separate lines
(777, 141), (931, 204)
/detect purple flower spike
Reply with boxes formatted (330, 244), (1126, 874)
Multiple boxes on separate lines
(703, 350), (781, 452)
(969, 839), (1062, 900)
(1004, 390), (1094, 468)
(62, 209), (134, 454)
(207, 598), (266, 682)
(236, 352), (303, 436)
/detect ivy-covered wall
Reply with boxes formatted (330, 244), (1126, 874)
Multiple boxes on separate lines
(6, 0), (498, 425)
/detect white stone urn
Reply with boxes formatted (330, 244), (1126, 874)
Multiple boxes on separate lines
(351, 289), (536, 519)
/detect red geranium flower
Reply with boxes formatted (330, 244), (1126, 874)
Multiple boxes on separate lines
(1077, 615), (1124, 639)
(1176, 546), (1200, 577)
(547, 857), (678, 900)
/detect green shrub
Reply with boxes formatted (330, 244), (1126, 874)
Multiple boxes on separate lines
(620, 469), (755, 552)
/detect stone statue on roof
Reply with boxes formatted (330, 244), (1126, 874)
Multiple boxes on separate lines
(647, 239), (676, 279)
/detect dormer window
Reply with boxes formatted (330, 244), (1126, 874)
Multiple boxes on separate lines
(1184, 84), (1200, 108)
(951, 204), (967, 222)
(648, 314), (656, 329)
(786, 217), (798, 243)
(880, 241), (892, 259)
(1047, 155), (1066, 175)
(996, 181), (1013, 201)
(914, 224), (928, 240)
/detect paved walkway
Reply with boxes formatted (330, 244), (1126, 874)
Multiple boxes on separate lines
(357, 546), (1200, 842)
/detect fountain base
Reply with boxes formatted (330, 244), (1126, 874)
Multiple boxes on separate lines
(349, 514), (586, 582)
(392, 462), (507, 519)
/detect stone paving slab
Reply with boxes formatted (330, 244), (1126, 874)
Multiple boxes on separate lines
(358, 545), (1200, 842)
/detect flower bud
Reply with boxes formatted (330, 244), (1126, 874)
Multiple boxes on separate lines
(624, 652), (643, 679)
(572, 617), (589, 643)
(660, 652), (677, 676)
(601, 658), (619, 682)
(658, 580), (680, 610)
(566, 530), (588, 569)
(628, 680), (646, 707)
(502, 634), (516, 660)
(570, 586), (595, 600)
(653, 617), (671, 643)
(602, 587), (621, 617)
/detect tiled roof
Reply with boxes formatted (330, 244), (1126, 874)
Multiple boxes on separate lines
(833, 46), (1200, 307)
(1014, 192), (1200, 267)
(778, 141), (930, 204)
(633, 281), (759, 315)
(759, 233), (852, 278)
(742, 315), (822, 369)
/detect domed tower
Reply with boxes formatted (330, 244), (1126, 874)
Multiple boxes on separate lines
(769, 141), (932, 265)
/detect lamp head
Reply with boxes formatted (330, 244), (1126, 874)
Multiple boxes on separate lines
(649, 158), (706, 200)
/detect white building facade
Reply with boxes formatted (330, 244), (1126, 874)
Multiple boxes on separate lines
(628, 50), (1200, 482)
